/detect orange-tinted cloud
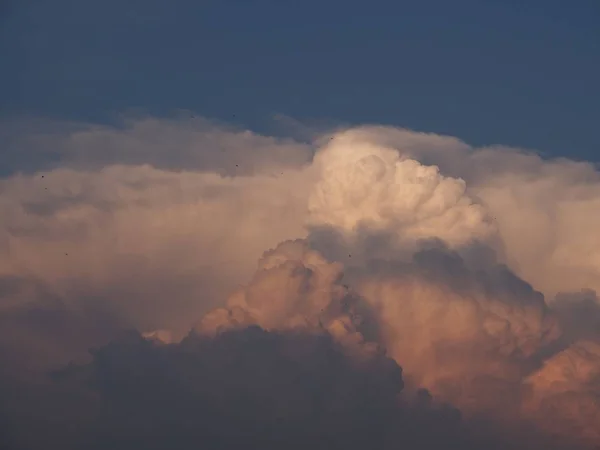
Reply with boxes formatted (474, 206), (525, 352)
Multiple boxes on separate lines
(1, 115), (600, 449)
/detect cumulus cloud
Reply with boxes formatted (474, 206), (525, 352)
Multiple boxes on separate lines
(196, 238), (596, 445)
(307, 132), (497, 252)
(0, 163), (310, 342)
(1, 114), (600, 449)
(196, 240), (380, 358)
(552, 289), (600, 344)
(326, 126), (600, 299)
(7, 326), (568, 450)
(48, 327), (409, 450)
(524, 340), (600, 444)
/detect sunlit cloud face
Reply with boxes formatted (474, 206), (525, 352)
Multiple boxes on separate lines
(307, 134), (497, 251)
(1, 115), (600, 449)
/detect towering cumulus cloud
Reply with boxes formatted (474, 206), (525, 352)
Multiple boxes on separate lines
(308, 132), (497, 251)
(1, 115), (599, 449)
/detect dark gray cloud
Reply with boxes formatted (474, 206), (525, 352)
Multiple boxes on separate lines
(553, 290), (600, 342)
(0, 326), (576, 450)
(0, 280), (125, 383)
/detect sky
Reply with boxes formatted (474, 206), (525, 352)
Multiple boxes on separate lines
(1, 0), (599, 160)
(2, 2), (600, 449)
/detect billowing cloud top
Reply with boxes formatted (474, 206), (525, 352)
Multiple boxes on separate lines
(1, 115), (600, 449)
(308, 132), (496, 249)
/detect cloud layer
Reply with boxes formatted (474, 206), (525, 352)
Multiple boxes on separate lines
(1, 115), (600, 449)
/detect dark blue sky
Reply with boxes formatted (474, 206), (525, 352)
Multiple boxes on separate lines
(1, 0), (598, 160)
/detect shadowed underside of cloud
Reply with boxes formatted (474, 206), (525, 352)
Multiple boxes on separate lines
(7, 327), (568, 450)
(53, 328), (411, 449)
(1, 114), (600, 449)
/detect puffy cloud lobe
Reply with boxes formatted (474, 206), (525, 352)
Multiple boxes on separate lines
(326, 126), (600, 299)
(197, 240), (380, 357)
(352, 245), (560, 414)
(307, 134), (497, 252)
(522, 291), (600, 444)
(197, 239), (549, 405)
(524, 341), (600, 443)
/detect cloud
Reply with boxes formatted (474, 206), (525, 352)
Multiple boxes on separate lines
(10, 326), (567, 450)
(336, 126), (600, 299)
(0, 163), (310, 342)
(196, 239), (382, 360)
(1, 114), (600, 448)
(553, 289), (600, 344)
(192, 238), (595, 446)
(307, 132), (497, 251)
(4, 117), (600, 300)
(0, 118), (316, 388)
(0, 115), (313, 175)
(352, 244), (559, 414)
(48, 327), (409, 449)
(524, 340), (600, 444)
